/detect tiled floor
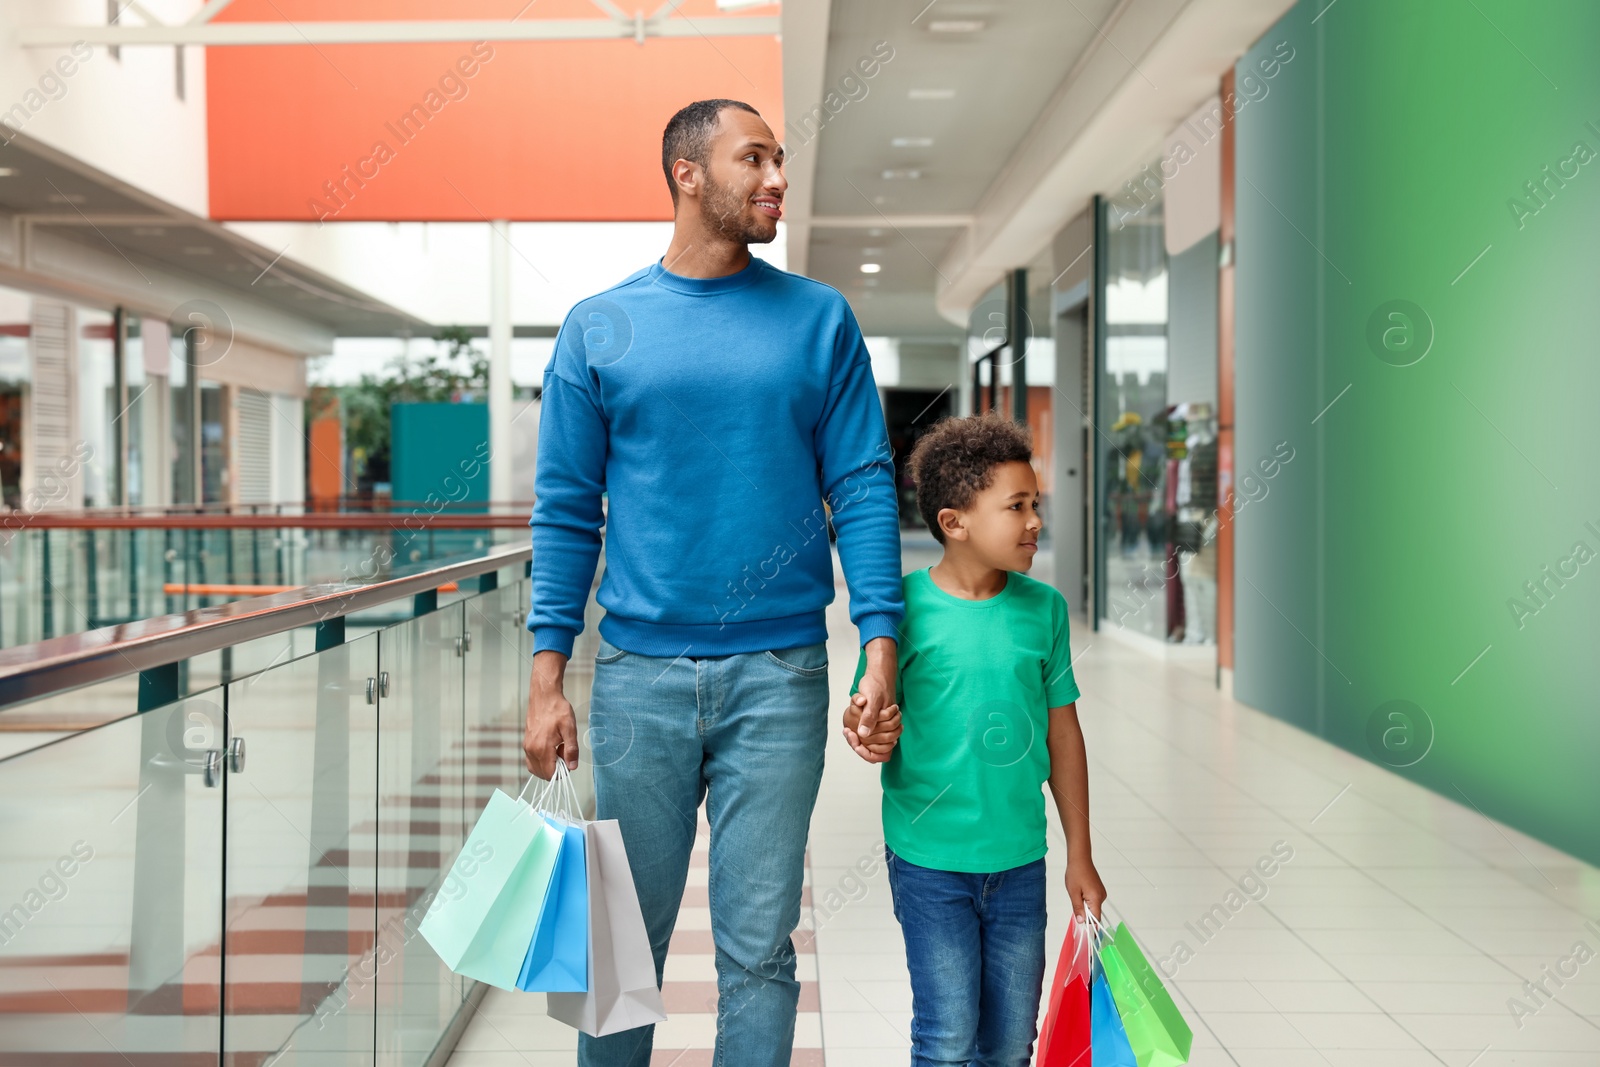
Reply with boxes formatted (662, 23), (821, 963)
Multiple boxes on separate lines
(450, 547), (1600, 1066)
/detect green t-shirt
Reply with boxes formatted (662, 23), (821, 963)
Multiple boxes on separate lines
(853, 567), (1081, 873)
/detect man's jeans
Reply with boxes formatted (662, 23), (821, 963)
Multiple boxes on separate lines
(578, 637), (830, 1067)
(887, 847), (1048, 1067)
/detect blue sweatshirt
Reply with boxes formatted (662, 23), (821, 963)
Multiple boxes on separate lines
(529, 256), (904, 659)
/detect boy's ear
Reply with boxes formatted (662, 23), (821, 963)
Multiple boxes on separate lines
(936, 507), (967, 542)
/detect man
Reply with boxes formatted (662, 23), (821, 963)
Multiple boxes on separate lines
(524, 99), (904, 1067)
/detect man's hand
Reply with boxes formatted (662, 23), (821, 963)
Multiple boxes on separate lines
(843, 696), (901, 763)
(1066, 855), (1107, 922)
(853, 635), (897, 730)
(524, 650), (579, 778)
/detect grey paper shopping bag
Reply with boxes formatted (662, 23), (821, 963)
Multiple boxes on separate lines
(546, 819), (667, 1037)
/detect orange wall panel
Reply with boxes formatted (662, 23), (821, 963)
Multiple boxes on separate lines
(206, 0), (782, 221)
(308, 415), (344, 504)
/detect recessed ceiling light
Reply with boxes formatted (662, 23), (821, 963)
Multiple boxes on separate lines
(881, 169), (923, 180)
(891, 137), (934, 148)
(909, 88), (957, 101)
(0, 168), (16, 178)
(861, 247), (886, 255)
(860, 263), (882, 274)
(867, 228), (885, 237)
(928, 19), (985, 32)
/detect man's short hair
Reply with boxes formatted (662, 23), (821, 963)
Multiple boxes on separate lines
(661, 99), (760, 204)
(908, 414), (1034, 543)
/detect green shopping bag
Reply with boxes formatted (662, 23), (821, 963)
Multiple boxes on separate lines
(419, 782), (565, 990)
(1099, 921), (1193, 1067)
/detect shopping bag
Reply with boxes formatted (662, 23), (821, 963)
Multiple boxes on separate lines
(546, 818), (668, 1036)
(419, 780), (564, 990)
(518, 765), (590, 992)
(1091, 965), (1137, 1067)
(1100, 922), (1193, 1067)
(1037, 913), (1094, 1066)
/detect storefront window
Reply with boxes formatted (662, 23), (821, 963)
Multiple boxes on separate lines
(1098, 181), (1173, 641)
(171, 328), (195, 505)
(0, 287), (29, 508)
(200, 381), (227, 504)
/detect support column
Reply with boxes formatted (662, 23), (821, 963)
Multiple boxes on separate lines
(1007, 268), (1028, 426)
(1216, 68), (1237, 688)
(489, 219), (513, 506)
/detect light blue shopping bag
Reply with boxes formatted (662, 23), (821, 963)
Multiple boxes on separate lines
(419, 781), (563, 990)
(1092, 961), (1139, 1066)
(516, 816), (589, 992)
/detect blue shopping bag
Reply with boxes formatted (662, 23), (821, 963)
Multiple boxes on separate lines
(516, 816), (589, 992)
(1092, 967), (1139, 1067)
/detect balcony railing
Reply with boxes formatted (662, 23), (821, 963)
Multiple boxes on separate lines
(0, 539), (597, 1066)
(0, 507), (535, 648)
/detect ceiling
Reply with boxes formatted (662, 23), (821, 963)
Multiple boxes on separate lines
(0, 134), (429, 340)
(799, 0), (1119, 336)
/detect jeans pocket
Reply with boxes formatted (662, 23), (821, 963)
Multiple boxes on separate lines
(763, 643), (829, 676)
(595, 638), (628, 665)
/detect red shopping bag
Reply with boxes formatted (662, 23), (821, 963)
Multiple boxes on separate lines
(1037, 913), (1094, 1066)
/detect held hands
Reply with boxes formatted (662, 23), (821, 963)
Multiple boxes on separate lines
(842, 692), (902, 763)
(845, 636), (900, 764)
(1066, 854), (1107, 923)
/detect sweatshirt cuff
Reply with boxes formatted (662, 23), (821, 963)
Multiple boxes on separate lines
(856, 612), (901, 647)
(533, 626), (579, 658)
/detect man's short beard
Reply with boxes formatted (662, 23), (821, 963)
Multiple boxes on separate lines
(699, 172), (775, 245)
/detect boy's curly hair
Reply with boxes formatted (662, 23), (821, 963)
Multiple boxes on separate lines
(908, 413), (1033, 543)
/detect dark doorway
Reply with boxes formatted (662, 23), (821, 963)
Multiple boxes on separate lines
(883, 388), (954, 529)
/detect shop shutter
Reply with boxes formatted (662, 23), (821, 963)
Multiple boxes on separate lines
(236, 389), (273, 503)
(28, 301), (81, 507)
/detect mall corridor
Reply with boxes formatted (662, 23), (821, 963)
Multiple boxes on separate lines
(443, 551), (1600, 1067)
(1, 1), (1596, 1064)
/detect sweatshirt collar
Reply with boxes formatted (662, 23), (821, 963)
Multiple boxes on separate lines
(647, 255), (767, 296)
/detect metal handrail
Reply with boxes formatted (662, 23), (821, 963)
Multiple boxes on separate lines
(0, 499), (538, 517)
(0, 540), (531, 709)
(0, 513), (532, 529)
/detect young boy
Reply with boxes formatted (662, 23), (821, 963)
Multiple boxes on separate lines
(846, 413), (1106, 1066)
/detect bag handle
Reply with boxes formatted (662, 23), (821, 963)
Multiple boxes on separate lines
(537, 758), (583, 823)
(1068, 908), (1094, 973)
(1080, 905), (1108, 949)
(517, 768), (564, 814)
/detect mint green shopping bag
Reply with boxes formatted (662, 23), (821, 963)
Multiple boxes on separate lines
(419, 783), (564, 990)
(1100, 921), (1193, 1067)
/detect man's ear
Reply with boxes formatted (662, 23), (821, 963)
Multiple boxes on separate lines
(937, 507), (967, 542)
(672, 158), (701, 202)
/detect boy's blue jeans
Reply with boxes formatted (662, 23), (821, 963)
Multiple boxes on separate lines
(887, 847), (1048, 1067)
(577, 637), (830, 1067)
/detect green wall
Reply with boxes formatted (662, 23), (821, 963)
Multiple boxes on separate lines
(1233, 0), (1600, 863)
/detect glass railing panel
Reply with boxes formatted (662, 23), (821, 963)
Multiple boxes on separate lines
(463, 579), (532, 816)
(0, 675), (145, 760)
(374, 603), (467, 1066)
(567, 567), (603, 816)
(0, 691), (226, 1062)
(223, 632), (379, 1065)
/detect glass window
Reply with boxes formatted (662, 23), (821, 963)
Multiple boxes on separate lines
(171, 328), (194, 505)
(0, 286), (30, 508)
(200, 381), (227, 504)
(1098, 179), (1174, 642)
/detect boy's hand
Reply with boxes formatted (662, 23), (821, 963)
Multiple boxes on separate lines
(843, 693), (901, 763)
(1066, 856), (1107, 922)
